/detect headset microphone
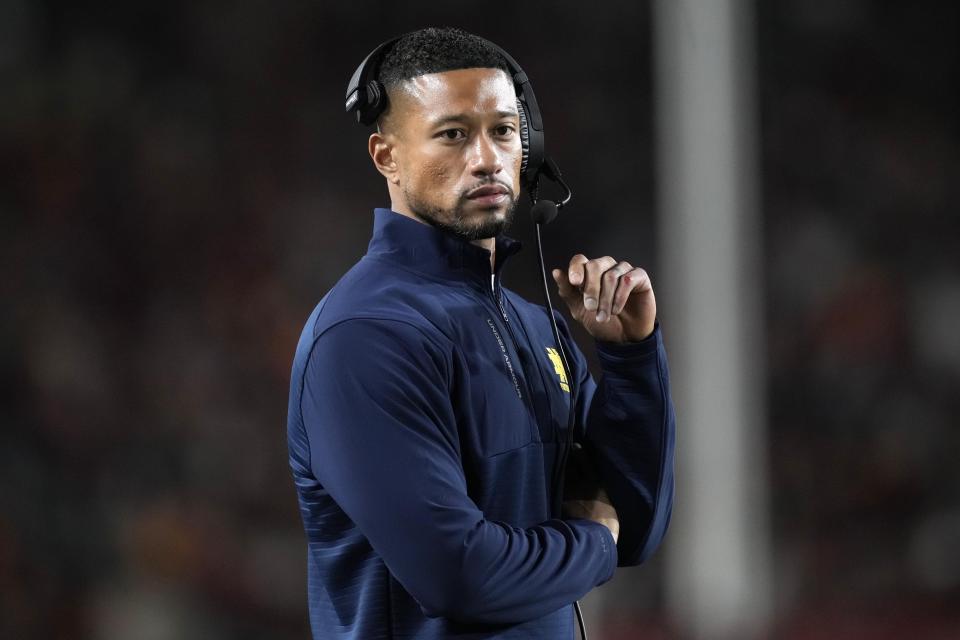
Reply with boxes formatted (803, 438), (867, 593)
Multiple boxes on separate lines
(530, 200), (557, 225)
(528, 157), (572, 225)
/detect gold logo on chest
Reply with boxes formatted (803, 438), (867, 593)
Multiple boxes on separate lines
(545, 348), (570, 393)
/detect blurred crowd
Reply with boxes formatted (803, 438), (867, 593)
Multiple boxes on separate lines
(1, 1), (956, 638)
(759, 2), (960, 636)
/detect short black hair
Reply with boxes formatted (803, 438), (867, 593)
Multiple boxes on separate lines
(377, 27), (512, 92)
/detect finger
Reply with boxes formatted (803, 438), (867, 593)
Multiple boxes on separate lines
(612, 267), (651, 315)
(597, 261), (632, 322)
(567, 254), (589, 287)
(551, 268), (582, 311)
(582, 256), (617, 313)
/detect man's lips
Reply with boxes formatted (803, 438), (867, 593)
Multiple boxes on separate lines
(466, 184), (510, 206)
(466, 184), (509, 199)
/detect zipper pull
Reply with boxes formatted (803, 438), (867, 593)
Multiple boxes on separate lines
(491, 273), (509, 323)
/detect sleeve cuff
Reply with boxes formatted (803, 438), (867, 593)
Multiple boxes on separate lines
(594, 322), (663, 364)
(569, 518), (618, 585)
(597, 522), (618, 584)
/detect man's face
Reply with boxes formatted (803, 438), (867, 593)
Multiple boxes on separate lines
(382, 67), (523, 240)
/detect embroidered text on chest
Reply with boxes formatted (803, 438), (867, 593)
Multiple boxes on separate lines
(486, 317), (522, 399)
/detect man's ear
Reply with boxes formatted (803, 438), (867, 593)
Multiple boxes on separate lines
(369, 131), (401, 185)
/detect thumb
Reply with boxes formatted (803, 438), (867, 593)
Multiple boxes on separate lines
(551, 269), (583, 313)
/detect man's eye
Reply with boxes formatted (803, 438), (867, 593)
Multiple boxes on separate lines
(439, 129), (465, 140)
(495, 125), (515, 137)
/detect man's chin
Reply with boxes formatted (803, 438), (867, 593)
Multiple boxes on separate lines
(459, 204), (515, 239)
(465, 205), (508, 224)
(405, 192), (517, 240)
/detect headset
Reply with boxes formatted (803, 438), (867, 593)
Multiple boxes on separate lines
(345, 32), (571, 220)
(346, 32), (589, 640)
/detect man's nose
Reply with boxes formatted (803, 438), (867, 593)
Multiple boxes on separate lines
(468, 133), (504, 176)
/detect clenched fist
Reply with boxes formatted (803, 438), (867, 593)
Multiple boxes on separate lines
(551, 254), (657, 343)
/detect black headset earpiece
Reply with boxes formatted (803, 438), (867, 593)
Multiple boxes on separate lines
(345, 40), (395, 125)
(516, 96), (530, 178)
(360, 80), (385, 125)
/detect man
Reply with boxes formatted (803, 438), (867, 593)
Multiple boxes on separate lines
(287, 27), (675, 639)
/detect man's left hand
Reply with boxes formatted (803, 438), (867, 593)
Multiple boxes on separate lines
(552, 254), (657, 343)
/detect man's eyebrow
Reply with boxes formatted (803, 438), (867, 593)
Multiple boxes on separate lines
(428, 110), (520, 128)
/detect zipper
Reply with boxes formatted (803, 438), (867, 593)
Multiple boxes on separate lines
(501, 276), (568, 446)
(488, 271), (557, 434)
(486, 272), (531, 400)
(490, 273), (509, 323)
(490, 273), (535, 377)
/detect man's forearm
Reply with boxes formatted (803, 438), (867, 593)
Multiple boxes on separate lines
(585, 325), (677, 566)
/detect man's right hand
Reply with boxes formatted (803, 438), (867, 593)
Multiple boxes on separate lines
(561, 446), (620, 544)
(562, 489), (620, 544)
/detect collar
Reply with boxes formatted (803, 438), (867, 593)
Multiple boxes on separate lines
(366, 208), (523, 284)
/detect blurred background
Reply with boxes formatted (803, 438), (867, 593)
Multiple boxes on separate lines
(1, 0), (958, 638)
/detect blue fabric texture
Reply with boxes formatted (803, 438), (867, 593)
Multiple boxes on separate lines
(287, 208), (676, 639)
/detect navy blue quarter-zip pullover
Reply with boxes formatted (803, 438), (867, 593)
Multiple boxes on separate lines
(287, 208), (676, 639)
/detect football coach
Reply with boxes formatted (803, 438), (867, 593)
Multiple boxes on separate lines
(287, 26), (676, 640)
